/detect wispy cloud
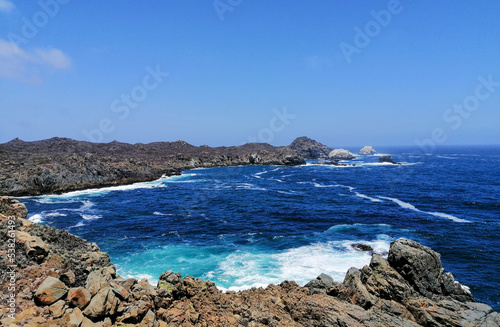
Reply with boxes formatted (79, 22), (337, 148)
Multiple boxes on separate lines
(0, 39), (72, 83)
(0, 0), (14, 13)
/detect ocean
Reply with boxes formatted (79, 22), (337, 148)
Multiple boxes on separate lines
(19, 145), (500, 310)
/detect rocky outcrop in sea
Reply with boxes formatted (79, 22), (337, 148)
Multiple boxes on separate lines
(328, 148), (356, 160)
(0, 138), (305, 197)
(288, 137), (331, 159)
(2, 197), (498, 326)
(359, 146), (377, 155)
(379, 154), (400, 164)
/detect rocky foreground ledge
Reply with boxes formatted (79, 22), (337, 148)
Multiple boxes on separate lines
(1, 198), (499, 327)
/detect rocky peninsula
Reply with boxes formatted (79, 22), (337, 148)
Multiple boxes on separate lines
(0, 137), (305, 197)
(1, 197), (499, 326)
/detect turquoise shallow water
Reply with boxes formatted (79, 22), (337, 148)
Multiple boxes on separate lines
(20, 145), (500, 310)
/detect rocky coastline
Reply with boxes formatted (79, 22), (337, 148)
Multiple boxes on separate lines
(0, 138), (305, 197)
(1, 197), (499, 326)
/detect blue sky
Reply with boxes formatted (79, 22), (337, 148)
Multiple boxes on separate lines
(1, 0), (499, 147)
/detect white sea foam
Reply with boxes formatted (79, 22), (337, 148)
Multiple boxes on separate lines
(77, 200), (95, 211)
(355, 192), (383, 202)
(117, 269), (157, 285)
(28, 214), (44, 223)
(81, 214), (102, 220)
(435, 156), (458, 160)
(213, 238), (391, 292)
(426, 211), (471, 223)
(25, 175), (178, 202)
(253, 171), (267, 179)
(236, 183), (267, 191)
(313, 183), (338, 188)
(153, 211), (174, 216)
(379, 196), (471, 223)
(379, 196), (419, 211)
(68, 221), (86, 229)
(45, 212), (67, 217)
(33, 198), (79, 204)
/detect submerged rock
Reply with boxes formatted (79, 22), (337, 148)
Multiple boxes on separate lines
(352, 243), (374, 252)
(328, 148), (356, 160)
(359, 146), (377, 155)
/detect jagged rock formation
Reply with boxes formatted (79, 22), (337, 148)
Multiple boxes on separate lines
(379, 154), (399, 164)
(0, 137), (305, 196)
(1, 197), (498, 326)
(288, 137), (331, 159)
(328, 148), (356, 160)
(359, 146), (377, 155)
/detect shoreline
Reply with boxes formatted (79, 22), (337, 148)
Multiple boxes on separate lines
(0, 137), (306, 197)
(1, 197), (498, 326)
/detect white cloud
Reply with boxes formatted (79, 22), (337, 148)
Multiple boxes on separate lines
(0, 39), (72, 83)
(0, 0), (14, 13)
(34, 48), (72, 69)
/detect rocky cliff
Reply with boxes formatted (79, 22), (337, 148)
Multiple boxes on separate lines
(1, 197), (498, 327)
(0, 138), (304, 196)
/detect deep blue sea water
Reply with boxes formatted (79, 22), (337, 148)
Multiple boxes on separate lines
(19, 145), (500, 310)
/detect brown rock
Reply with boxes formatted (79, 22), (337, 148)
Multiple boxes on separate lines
(49, 299), (67, 318)
(34, 276), (68, 305)
(63, 308), (84, 327)
(67, 287), (92, 309)
(82, 287), (120, 319)
(141, 309), (158, 327)
(117, 299), (153, 324)
(60, 270), (76, 286)
(85, 269), (113, 296)
(15, 230), (49, 261)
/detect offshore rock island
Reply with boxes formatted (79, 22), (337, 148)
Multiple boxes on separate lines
(1, 197), (499, 326)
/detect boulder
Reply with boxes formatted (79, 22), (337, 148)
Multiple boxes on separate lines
(328, 149), (356, 160)
(34, 276), (68, 305)
(15, 230), (49, 261)
(82, 287), (120, 319)
(85, 269), (113, 296)
(67, 287), (92, 309)
(62, 308), (84, 327)
(359, 146), (377, 155)
(49, 299), (67, 318)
